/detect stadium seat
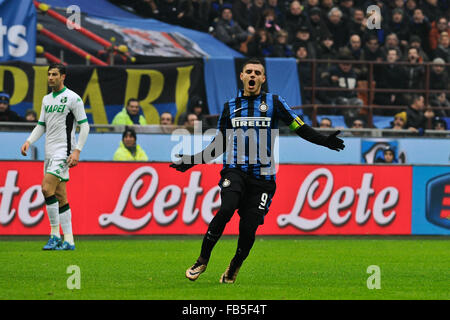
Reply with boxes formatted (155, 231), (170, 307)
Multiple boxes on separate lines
(373, 116), (393, 129)
(301, 114), (312, 126)
(443, 117), (450, 130)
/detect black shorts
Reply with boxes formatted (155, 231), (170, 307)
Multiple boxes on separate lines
(218, 168), (276, 225)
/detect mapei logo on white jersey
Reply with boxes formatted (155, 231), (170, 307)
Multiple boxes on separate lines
(231, 117), (271, 128)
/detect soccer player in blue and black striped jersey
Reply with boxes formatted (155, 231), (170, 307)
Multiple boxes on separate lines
(171, 58), (345, 283)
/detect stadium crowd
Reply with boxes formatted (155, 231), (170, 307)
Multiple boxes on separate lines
(106, 0), (450, 130)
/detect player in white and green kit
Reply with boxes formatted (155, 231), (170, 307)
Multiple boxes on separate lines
(21, 63), (90, 250)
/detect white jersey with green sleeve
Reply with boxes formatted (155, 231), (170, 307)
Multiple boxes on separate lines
(37, 86), (88, 159)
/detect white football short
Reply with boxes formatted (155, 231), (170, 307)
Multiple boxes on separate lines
(44, 158), (69, 182)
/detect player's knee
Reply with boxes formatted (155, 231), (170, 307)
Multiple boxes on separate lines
(41, 183), (54, 198)
(217, 203), (236, 222)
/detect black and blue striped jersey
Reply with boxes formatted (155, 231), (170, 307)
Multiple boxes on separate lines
(216, 90), (304, 181)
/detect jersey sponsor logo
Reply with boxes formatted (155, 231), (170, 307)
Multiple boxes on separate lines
(231, 117), (271, 128)
(45, 104), (66, 113)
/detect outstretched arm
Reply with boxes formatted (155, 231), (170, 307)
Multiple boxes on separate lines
(295, 123), (345, 151)
(171, 102), (231, 173)
(273, 95), (345, 152)
(169, 134), (226, 172)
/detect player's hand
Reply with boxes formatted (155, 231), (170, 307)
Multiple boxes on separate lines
(169, 154), (196, 172)
(21, 141), (30, 156)
(67, 149), (80, 168)
(324, 130), (345, 151)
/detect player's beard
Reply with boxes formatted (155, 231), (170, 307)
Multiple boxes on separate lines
(49, 80), (63, 92)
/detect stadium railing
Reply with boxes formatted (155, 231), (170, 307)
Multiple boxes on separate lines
(1, 122), (449, 139)
(298, 58), (450, 128)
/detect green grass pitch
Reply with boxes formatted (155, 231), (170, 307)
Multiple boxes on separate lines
(0, 236), (448, 300)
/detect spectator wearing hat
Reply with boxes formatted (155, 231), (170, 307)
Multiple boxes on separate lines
(386, 8), (410, 49)
(315, 33), (337, 75)
(292, 25), (317, 58)
(389, 111), (407, 130)
(0, 92), (23, 122)
(113, 126), (149, 161)
(178, 95), (207, 125)
(429, 16), (450, 51)
(308, 6), (329, 43)
(215, 6), (249, 52)
(375, 146), (398, 163)
(432, 31), (450, 62)
(316, 33), (336, 59)
(430, 58), (449, 91)
(409, 35), (430, 61)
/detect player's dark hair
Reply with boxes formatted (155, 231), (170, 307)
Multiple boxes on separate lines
(242, 58), (265, 73)
(48, 63), (66, 75)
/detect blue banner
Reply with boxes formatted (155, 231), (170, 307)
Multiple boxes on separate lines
(412, 166), (450, 235)
(0, 0), (36, 63)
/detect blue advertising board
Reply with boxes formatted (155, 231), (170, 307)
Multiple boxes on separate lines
(0, 0), (36, 63)
(412, 166), (450, 235)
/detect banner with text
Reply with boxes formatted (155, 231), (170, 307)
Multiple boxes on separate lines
(0, 60), (206, 124)
(0, 0), (36, 63)
(0, 162), (412, 235)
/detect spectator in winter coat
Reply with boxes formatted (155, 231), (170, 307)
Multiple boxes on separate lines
(215, 7), (249, 52)
(113, 127), (149, 161)
(0, 92), (24, 122)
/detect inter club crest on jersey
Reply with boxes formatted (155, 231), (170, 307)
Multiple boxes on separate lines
(258, 103), (268, 112)
(222, 179), (231, 188)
